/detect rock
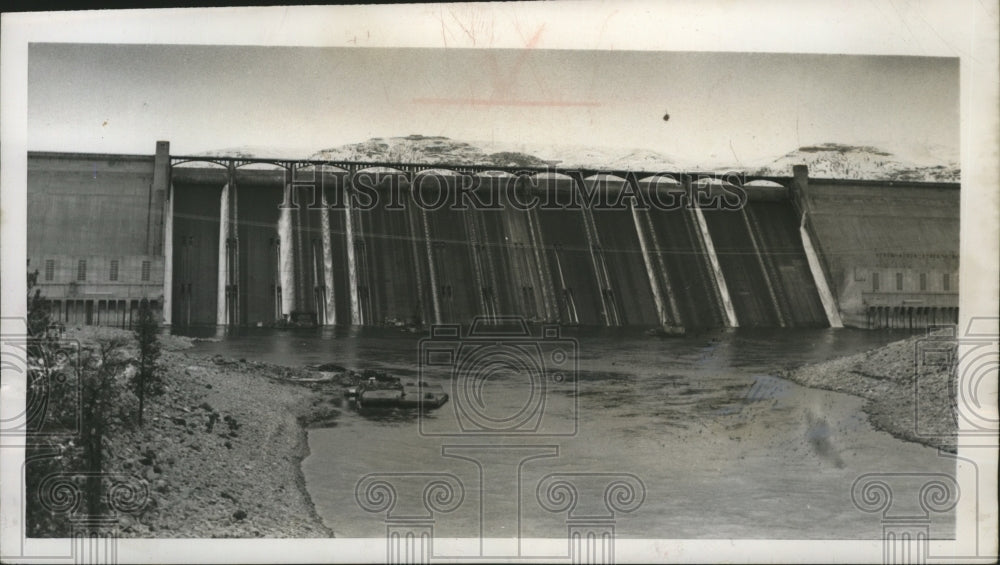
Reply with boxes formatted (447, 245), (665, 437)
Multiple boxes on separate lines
(153, 464), (163, 474)
(119, 514), (135, 529)
(233, 509), (248, 521)
(171, 416), (186, 426)
(224, 441), (233, 449)
(206, 413), (220, 432)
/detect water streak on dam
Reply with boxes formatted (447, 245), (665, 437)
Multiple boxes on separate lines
(166, 158), (833, 329)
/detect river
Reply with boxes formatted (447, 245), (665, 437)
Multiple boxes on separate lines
(180, 326), (955, 542)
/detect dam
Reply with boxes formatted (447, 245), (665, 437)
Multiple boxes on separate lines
(26, 141), (960, 330)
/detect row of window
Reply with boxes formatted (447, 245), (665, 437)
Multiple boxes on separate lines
(872, 272), (951, 292)
(44, 259), (152, 282)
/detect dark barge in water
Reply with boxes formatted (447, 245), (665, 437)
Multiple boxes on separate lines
(343, 371), (449, 410)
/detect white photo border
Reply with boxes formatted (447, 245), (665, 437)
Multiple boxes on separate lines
(2, 2), (997, 563)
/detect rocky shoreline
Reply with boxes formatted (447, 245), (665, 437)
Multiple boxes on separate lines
(779, 334), (958, 453)
(62, 327), (349, 538)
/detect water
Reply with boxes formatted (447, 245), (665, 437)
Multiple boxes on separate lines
(181, 326), (956, 540)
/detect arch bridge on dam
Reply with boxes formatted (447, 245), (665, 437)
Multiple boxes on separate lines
(26, 141), (960, 331)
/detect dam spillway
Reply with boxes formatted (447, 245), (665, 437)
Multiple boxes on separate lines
(26, 144), (960, 331)
(165, 161), (832, 329)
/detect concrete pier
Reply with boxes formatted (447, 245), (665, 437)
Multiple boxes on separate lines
(319, 187), (336, 325)
(216, 183), (230, 326)
(630, 202), (669, 327)
(344, 186), (361, 325)
(278, 185), (295, 319)
(800, 213), (844, 328)
(692, 205), (739, 327)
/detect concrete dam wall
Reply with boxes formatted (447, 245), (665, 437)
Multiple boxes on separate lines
(791, 169), (960, 329)
(25, 143), (960, 330)
(27, 146), (168, 328)
(166, 167), (831, 329)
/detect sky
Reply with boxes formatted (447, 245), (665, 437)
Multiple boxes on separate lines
(27, 44), (959, 167)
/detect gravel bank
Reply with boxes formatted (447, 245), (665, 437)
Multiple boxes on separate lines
(779, 334), (958, 453)
(62, 327), (347, 538)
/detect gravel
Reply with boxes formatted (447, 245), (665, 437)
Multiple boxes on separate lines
(60, 326), (350, 538)
(779, 334), (958, 453)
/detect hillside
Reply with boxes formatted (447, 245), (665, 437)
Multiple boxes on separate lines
(310, 135), (554, 168)
(752, 143), (960, 182)
(193, 137), (959, 181)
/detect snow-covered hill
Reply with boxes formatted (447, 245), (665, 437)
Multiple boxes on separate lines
(474, 140), (680, 171)
(309, 135), (553, 168)
(751, 143), (959, 182)
(193, 138), (959, 181)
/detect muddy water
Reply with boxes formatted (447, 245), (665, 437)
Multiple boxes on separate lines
(183, 326), (956, 540)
